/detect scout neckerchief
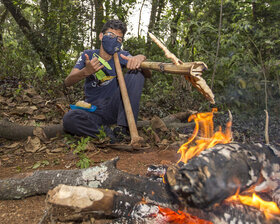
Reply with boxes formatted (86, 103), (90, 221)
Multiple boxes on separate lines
(93, 53), (115, 83)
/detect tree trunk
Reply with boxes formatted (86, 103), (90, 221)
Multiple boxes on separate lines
(0, 8), (8, 48)
(1, 0), (58, 76)
(90, 0), (94, 48)
(94, 0), (104, 48)
(137, 0), (146, 38)
(170, 10), (181, 46)
(155, 0), (165, 28)
(147, 0), (158, 33)
(146, 0), (159, 54)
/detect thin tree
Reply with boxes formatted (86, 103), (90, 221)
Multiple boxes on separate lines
(137, 0), (146, 38)
(94, 0), (105, 48)
(1, 0), (58, 76)
(210, 0), (223, 90)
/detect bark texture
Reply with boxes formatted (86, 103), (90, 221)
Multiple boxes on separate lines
(167, 143), (280, 208)
(0, 157), (180, 210)
(0, 119), (64, 140)
(94, 0), (104, 48)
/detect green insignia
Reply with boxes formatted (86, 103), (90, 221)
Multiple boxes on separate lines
(93, 53), (112, 70)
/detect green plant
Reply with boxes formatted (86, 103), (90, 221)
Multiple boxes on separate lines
(64, 134), (77, 146)
(31, 160), (50, 169)
(72, 136), (93, 169)
(14, 84), (23, 97)
(96, 126), (107, 140)
(76, 154), (92, 169)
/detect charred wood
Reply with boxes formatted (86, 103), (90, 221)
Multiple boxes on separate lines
(166, 143), (280, 208)
(100, 202), (280, 224)
(44, 185), (141, 222)
(0, 157), (180, 210)
(188, 202), (280, 224)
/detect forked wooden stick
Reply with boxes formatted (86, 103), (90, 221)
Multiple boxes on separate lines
(148, 32), (215, 104)
(148, 32), (183, 65)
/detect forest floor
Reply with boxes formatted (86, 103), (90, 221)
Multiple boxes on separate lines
(0, 77), (279, 223)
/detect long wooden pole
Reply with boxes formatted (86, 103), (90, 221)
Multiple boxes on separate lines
(113, 53), (144, 147)
(140, 61), (207, 76)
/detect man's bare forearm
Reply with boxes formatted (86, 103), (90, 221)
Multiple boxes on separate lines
(64, 68), (89, 87)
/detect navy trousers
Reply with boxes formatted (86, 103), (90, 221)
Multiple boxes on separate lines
(63, 71), (145, 137)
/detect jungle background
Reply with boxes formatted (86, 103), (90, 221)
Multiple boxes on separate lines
(0, 0), (279, 223)
(1, 0), (279, 117)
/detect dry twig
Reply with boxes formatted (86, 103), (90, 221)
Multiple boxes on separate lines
(264, 109), (269, 145)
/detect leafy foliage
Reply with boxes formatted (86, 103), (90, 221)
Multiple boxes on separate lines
(71, 136), (93, 169)
(1, 0), (279, 117)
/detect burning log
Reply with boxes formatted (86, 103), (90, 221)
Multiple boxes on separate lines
(50, 199), (279, 224)
(166, 143), (280, 209)
(187, 202), (280, 224)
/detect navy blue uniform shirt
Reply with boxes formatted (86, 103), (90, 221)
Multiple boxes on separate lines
(74, 49), (131, 104)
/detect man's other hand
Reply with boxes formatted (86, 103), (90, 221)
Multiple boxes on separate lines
(120, 54), (146, 70)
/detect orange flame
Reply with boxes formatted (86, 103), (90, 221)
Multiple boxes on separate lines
(157, 206), (213, 224)
(177, 108), (232, 164)
(226, 192), (280, 219)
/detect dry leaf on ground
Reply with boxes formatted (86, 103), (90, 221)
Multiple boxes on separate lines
(25, 136), (41, 153)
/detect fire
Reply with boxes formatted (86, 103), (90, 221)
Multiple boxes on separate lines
(177, 108), (232, 164)
(226, 192), (280, 219)
(157, 206), (212, 224)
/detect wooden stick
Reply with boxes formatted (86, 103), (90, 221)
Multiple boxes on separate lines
(148, 32), (183, 65)
(113, 53), (144, 147)
(140, 61), (207, 76)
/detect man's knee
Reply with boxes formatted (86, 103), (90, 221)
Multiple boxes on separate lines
(125, 71), (145, 86)
(63, 110), (89, 132)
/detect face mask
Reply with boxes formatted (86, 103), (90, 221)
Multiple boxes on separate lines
(102, 35), (122, 55)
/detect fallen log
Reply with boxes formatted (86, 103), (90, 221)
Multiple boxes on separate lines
(0, 157), (180, 210)
(166, 143), (280, 208)
(0, 119), (64, 140)
(45, 188), (280, 224)
(44, 184), (142, 222)
(0, 112), (193, 140)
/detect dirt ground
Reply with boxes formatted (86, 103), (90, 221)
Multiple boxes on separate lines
(0, 77), (186, 223)
(0, 141), (180, 224)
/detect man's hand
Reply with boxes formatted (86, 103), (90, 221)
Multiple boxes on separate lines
(84, 54), (104, 76)
(120, 54), (146, 70)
